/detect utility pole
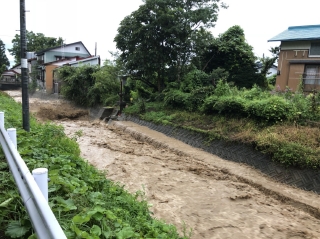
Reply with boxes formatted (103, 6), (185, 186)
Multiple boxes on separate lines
(20, 0), (30, 131)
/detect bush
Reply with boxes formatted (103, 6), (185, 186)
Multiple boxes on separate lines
(245, 96), (294, 123)
(58, 65), (98, 106)
(163, 90), (190, 109)
(212, 96), (246, 116)
(201, 95), (219, 114)
(182, 86), (215, 111)
(180, 69), (210, 92)
(256, 135), (320, 169)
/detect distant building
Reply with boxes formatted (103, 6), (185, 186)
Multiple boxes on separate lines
(269, 25), (320, 92)
(1, 42), (100, 93)
(34, 41), (99, 94)
(256, 61), (278, 78)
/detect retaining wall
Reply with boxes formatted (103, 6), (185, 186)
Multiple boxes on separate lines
(123, 115), (320, 194)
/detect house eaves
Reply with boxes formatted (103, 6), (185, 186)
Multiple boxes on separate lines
(66, 55), (100, 66)
(43, 56), (81, 66)
(268, 25), (320, 42)
(35, 41), (91, 56)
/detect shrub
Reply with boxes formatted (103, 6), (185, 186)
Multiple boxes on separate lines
(58, 65), (98, 106)
(214, 79), (233, 97)
(212, 96), (246, 116)
(183, 86), (215, 111)
(245, 96), (294, 123)
(163, 90), (190, 109)
(201, 95), (219, 114)
(180, 69), (210, 92)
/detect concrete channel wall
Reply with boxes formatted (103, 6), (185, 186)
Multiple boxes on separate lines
(123, 115), (320, 194)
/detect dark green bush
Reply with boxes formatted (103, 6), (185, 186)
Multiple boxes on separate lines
(183, 86), (215, 111)
(245, 97), (294, 123)
(164, 90), (190, 109)
(212, 96), (246, 116)
(180, 69), (210, 92)
(201, 95), (219, 114)
(58, 65), (98, 106)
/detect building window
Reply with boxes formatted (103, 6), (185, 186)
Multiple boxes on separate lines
(303, 65), (320, 91)
(309, 42), (320, 56)
(75, 47), (80, 51)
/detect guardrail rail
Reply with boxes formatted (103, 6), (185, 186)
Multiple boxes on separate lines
(0, 112), (66, 239)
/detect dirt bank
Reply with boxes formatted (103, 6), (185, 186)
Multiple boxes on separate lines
(6, 90), (320, 239)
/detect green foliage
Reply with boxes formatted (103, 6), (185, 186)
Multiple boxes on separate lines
(141, 111), (175, 125)
(201, 25), (263, 88)
(58, 65), (98, 106)
(164, 90), (191, 109)
(0, 93), (185, 238)
(0, 39), (10, 75)
(208, 67), (229, 86)
(246, 97), (293, 123)
(58, 61), (124, 107)
(180, 69), (210, 92)
(89, 60), (121, 106)
(28, 62), (41, 94)
(115, 0), (226, 92)
(267, 74), (276, 87)
(256, 134), (320, 169)
(126, 100), (320, 170)
(200, 83), (320, 123)
(185, 86), (215, 111)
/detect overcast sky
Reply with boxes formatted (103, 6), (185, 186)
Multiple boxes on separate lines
(1, 0), (320, 67)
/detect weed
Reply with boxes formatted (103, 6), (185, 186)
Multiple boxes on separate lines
(72, 130), (83, 141)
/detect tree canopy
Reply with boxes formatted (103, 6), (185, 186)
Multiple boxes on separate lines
(8, 31), (64, 64)
(0, 39), (10, 75)
(114, 0), (227, 92)
(201, 25), (263, 88)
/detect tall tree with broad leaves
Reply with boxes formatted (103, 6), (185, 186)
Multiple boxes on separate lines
(8, 31), (64, 65)
(0, 39), (10, 75)
(114, 0), (227, 92)
(201, 25), (264, 88)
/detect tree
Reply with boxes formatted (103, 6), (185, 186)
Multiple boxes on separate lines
(8, 31), (64, 64)
(258, 46), (280, 87)
(0, 39), (10, 75)
(201, 25), (263, 88)
(114, 0), (227, 92)
(89, 60), (122, 106)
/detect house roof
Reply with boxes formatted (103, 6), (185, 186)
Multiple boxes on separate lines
(268, 25), (320, 42)
(35, 41), (91, 56)
(1, 70), (20, 76)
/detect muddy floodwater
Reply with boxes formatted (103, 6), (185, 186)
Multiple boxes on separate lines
(6, 90), (320, 239)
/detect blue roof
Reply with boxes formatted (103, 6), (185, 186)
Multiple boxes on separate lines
(268, 25), (320, 42)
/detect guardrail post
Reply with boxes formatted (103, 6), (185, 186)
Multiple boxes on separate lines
(32, 168), (48, 202)
(7, 128), (17, 149)
(0, 112), (4, 128)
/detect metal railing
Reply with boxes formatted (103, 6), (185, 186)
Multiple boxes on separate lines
(0, 112), (66, 239)
(0, 78), (21, 84)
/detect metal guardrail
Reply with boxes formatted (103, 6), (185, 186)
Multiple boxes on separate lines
(0, 112), (66, 239)
(0, 79), (21, 85)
